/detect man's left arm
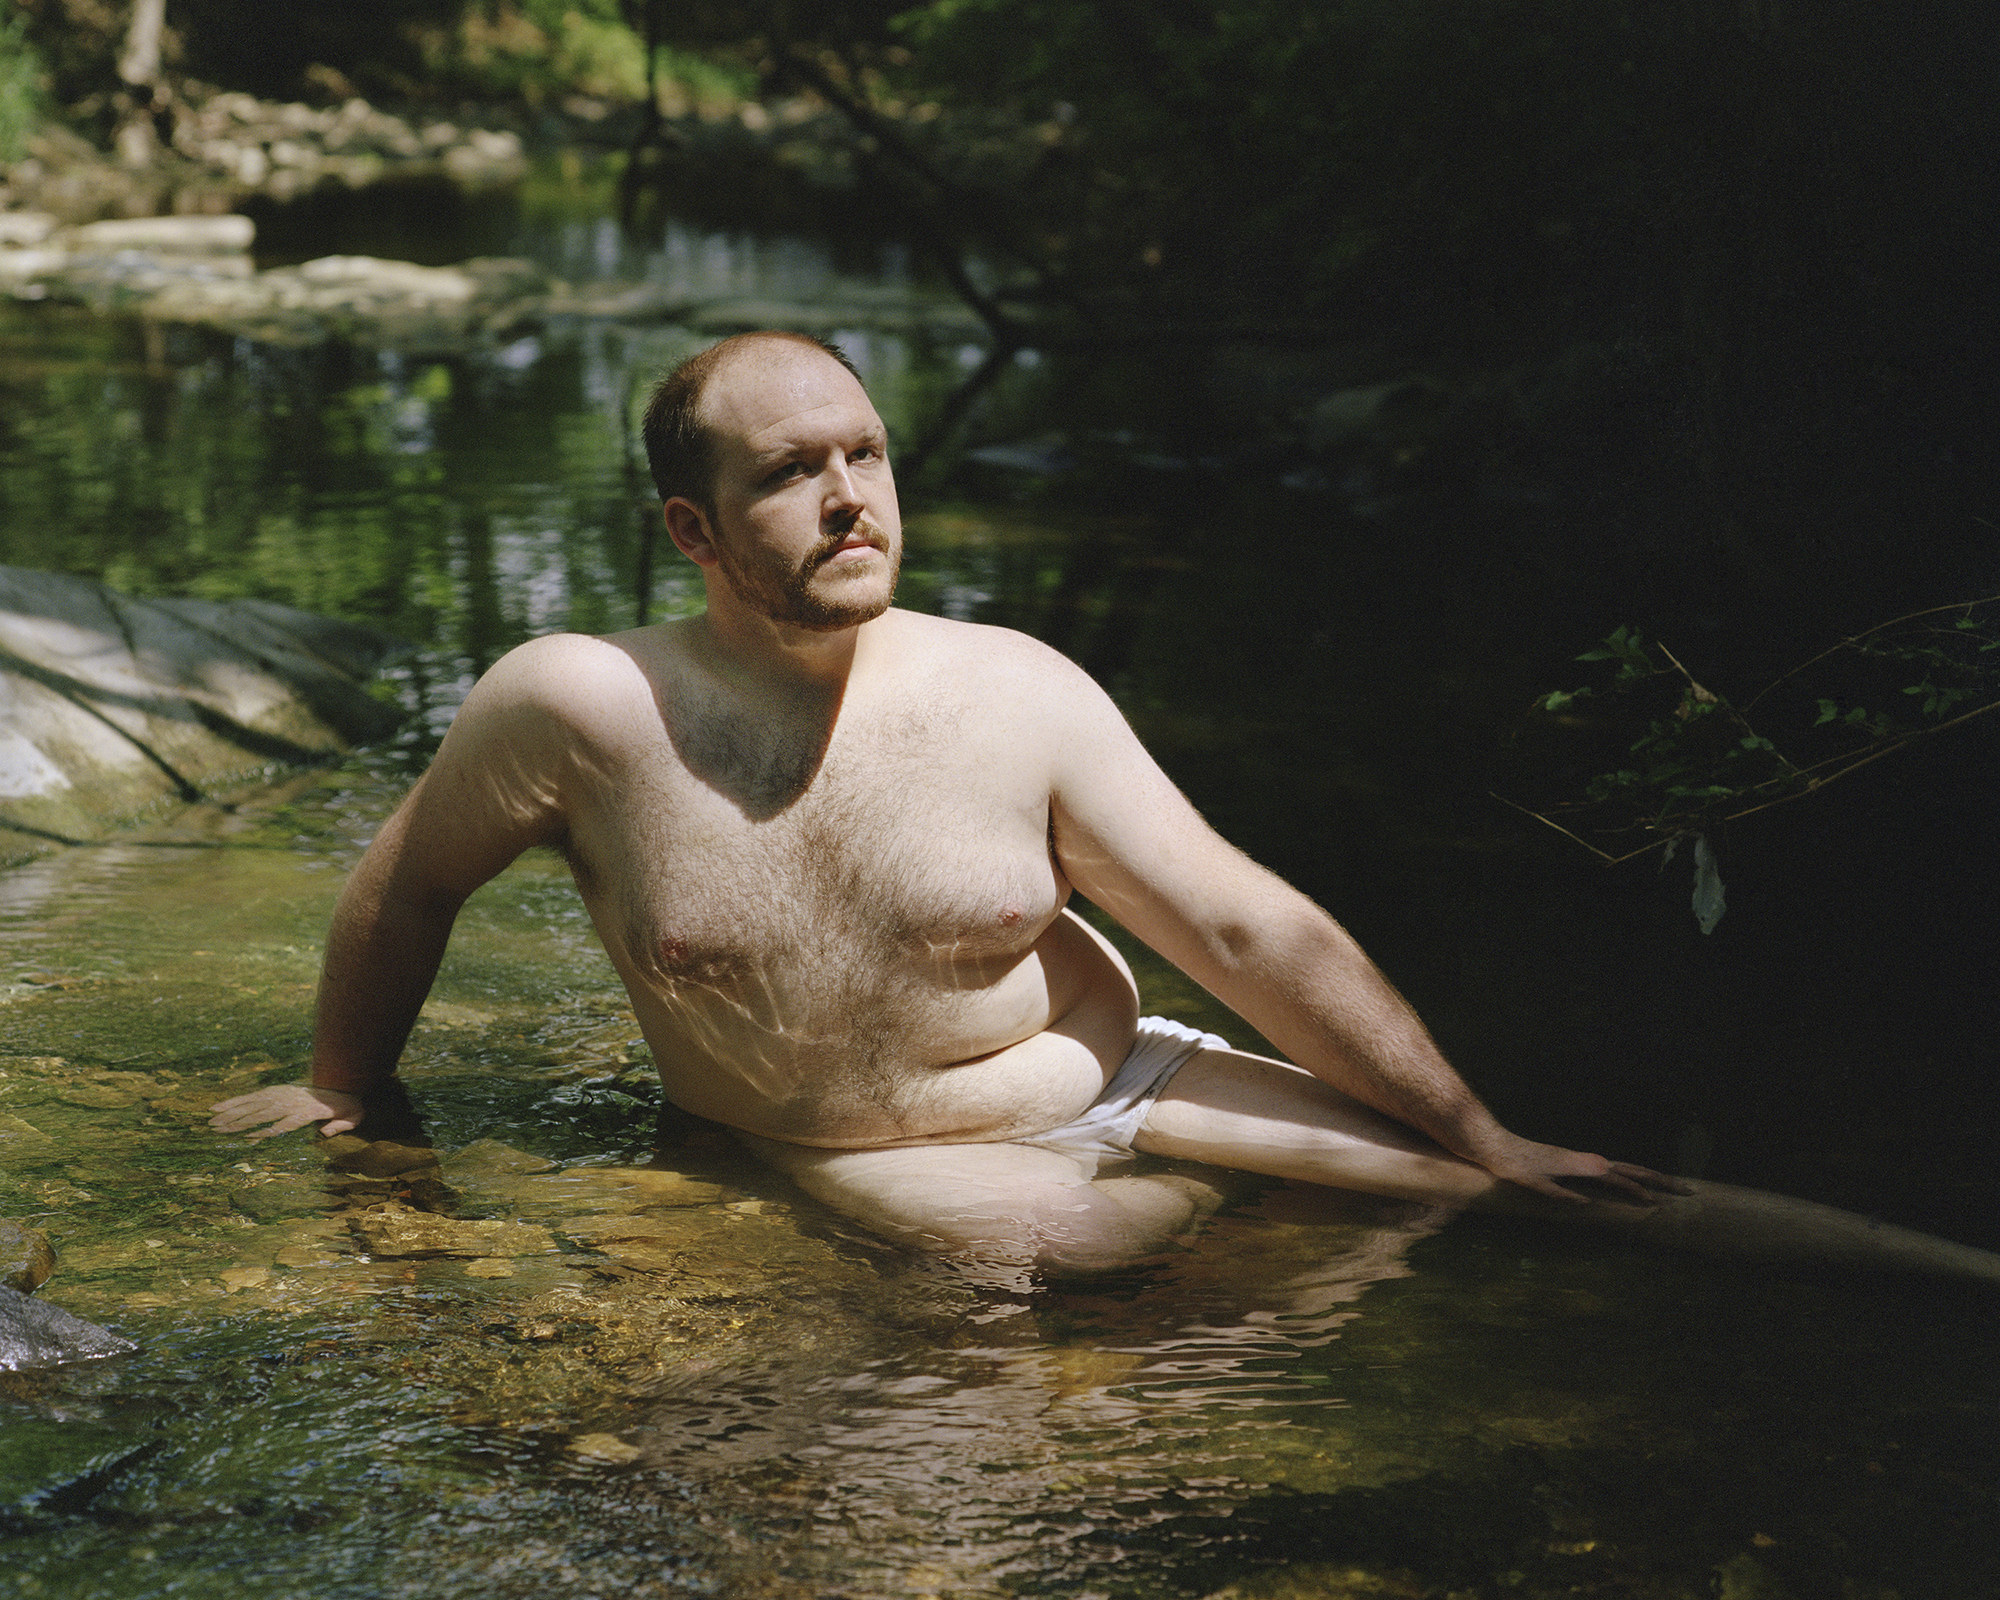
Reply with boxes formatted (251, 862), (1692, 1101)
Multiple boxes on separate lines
(1042, 655), (1675, 1205)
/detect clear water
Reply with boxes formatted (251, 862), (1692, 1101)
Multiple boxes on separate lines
(2, 155), (1997, 1599)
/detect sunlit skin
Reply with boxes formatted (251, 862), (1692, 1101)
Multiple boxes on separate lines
(212, 334), (2000, 1287)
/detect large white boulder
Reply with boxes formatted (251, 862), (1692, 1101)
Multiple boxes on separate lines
(0, 567), (405, 855)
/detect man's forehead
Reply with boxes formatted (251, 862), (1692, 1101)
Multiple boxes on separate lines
(698, 339), (876, 446)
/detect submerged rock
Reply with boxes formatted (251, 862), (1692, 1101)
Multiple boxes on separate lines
(0, 1284), (135, 1371)
(1, 1220), (56, 1292)
(320, 1135), (443, 1180)
(349, 1203), (556, 1261)
(568, 1431), (643, 1465)
(444, 1139), (557, 1178)
(0, 566), (404, 856)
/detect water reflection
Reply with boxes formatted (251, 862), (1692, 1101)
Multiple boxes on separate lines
(1, 764), (1997, 1598)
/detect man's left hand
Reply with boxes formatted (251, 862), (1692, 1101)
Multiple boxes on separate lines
(1465, 1130), (1691, 1206)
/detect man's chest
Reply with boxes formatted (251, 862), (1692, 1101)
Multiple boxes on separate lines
(570, 705), (1066, 982)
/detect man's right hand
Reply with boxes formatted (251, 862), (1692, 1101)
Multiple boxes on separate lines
(209, 1084), (367, 1141)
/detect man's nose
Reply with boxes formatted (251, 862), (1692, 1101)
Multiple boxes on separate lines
(822, 453), (865, 514)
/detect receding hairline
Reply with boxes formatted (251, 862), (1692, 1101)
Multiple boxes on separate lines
(688, 332), (868, 428)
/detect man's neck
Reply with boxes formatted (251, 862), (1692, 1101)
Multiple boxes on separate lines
(689, 596), (883, 700)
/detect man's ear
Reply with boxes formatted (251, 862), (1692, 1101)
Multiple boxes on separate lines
(663, 498), (719, 566)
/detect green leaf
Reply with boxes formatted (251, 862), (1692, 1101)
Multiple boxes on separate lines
(1815, 699), (1840, 725)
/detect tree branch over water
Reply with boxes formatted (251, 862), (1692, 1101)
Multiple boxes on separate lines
(1501, 595), (2000, 867)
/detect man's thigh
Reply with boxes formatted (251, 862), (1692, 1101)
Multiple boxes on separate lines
(741, 1134), (1218, 1272)
(1135, 1048), (1501, 1207)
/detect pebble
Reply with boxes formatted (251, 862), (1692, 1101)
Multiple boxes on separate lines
(568, 1432), (642, 1465)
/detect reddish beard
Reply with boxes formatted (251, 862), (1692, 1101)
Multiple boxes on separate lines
(715, 515), (901, 631)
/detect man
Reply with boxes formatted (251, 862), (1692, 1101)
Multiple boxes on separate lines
(208, 330), (1700, 1272)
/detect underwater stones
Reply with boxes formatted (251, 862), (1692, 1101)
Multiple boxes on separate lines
(319, 1134), (440, 1180)
(450, 1165), (724, 1219)
(443, 1138), (556, 1178)
(568, 1431), (643, 1465)
(53, 1080), (141, 1109)
(348, 1203), (557, 1261)
(565, 1204), (848, 1290)
(228, 1174), (330, 1221)
(0, 565), (406, 853)
(319, 1135), (457, 1211)
(272, 1242), (348, 1269)
(1, 1220), (56, 1292)
(569, 1167), (725, 1207)
(0, 1284), (136, 1371)
(218, 1265), (270, 1293)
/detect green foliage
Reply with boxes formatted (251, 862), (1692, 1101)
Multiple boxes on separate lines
(0, 6), (46, 164)
(424, 2), (650, 103)
(1511, 600), (2000, 861)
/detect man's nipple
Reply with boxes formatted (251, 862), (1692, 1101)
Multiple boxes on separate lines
(997, 904), (1024, 928)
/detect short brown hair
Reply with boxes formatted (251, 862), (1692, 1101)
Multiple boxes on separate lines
(640, 332), (865, 511)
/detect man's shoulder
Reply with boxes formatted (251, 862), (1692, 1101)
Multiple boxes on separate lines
(883, 609), (1095, 693)
(456, 629), (660, 741)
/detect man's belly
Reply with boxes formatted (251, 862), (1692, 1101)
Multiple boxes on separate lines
(620, 909), (1143, 1148)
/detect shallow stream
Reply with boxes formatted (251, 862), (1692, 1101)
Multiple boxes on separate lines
(3, 156), (1997, 1599)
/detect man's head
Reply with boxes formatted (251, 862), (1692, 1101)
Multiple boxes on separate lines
(643, 332), (901, 633)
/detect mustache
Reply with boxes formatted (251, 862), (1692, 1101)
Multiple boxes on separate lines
(805, 516), (892, 572)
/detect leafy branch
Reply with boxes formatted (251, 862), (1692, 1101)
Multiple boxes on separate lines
(1498, 595), (2000, 871)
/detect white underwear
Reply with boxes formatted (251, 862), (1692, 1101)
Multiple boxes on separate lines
(1016, 1015), (1229, 1164)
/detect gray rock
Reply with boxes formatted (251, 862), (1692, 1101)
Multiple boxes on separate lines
(140, 252), (552, 353)
(0, 1284), (135, 1371)
(0, 566), (405, 851)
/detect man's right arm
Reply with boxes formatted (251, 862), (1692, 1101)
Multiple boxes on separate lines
(210, 637), (589, 1140)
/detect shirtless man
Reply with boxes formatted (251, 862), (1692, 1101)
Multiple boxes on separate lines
(217, 331), (2000, 1284)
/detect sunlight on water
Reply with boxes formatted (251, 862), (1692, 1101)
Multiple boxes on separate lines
(2, 762), (1995, 1599)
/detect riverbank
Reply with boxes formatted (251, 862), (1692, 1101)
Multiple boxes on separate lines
(1, 93), (527, 224)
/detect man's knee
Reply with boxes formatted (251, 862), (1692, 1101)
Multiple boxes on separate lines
(1023, 1172), (1218, 1273)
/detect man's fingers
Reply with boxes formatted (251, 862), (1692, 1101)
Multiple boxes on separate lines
(1589, 1170), (1664, 1206)
(1517, 1172), (1592, 1204)
(1611, 1162), (1695, 1196)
